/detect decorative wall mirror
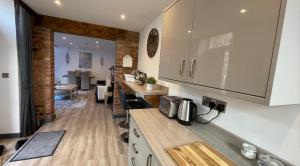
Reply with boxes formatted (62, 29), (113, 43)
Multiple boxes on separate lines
(147, 28), (159, 58)
(65, 47), (71, 64)
(65, 52), (70, 64)
(100, 56), (104, 67)
(122, 54), (133, 68)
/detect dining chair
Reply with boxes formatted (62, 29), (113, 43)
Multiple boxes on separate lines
(67, 71), (76, 85)
(81, 71), (90, 90)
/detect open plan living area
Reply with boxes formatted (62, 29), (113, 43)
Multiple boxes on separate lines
(0, 0), (299, 165)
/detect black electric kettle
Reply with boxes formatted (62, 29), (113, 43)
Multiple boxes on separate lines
(177, 98), (197, 126)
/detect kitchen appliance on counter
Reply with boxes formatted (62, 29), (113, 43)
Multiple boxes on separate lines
(159, 96), (182, 118)
(177, 98), (197, 126)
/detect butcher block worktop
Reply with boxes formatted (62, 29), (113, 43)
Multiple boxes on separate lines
(167, 141), (235, 166)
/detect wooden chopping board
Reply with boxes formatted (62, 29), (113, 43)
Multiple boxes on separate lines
(167, 141), (235, 166)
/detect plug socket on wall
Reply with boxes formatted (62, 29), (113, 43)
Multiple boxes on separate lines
(202, 96), (227, 113)
(2, 73), (9, 78)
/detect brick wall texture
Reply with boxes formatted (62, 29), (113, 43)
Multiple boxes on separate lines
(113, 40), (139, 115)
(32, 26), (55, 123)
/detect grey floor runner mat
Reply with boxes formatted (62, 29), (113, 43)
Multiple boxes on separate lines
(10, 130), (65, 162)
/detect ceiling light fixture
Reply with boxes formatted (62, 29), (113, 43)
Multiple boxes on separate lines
(54, 0), (62, 6)
(120, 14), (126, 20)
(96, 41), (99, 44)
(62, 36), (66, 40)
(240, 9), (247, 14)
(70, 42), (73, 45)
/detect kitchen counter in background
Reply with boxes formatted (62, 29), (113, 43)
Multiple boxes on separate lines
(130, 108), (292, 166)
(124, 81), (169, 96)
(124, 81), (168, 107)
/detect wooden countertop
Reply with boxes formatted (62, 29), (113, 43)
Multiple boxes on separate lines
(130, 109), (292, 166)
(130, 108), (292, 166)
(124, 81), (168, 96)
(130, 108), (202, 166)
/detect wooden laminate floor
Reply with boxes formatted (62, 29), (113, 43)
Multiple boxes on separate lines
(0, 91), (128, 166)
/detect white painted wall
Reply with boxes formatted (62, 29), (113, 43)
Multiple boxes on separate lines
(55, 46), (115, 85)
(0, 0), (20, 134)
(269, 0), (300, 105)
(138, 14), (300, 165)
(138, 16), (162, 78)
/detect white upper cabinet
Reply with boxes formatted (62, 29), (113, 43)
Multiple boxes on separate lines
(159, 0), (194, 82)
(187, 0), (281, 97)
(159, 0), (300, 106)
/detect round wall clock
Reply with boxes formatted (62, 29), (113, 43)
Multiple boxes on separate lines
(147, 28), (159, 58)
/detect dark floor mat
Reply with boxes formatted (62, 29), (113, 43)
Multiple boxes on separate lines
(10, 130), (65, 162)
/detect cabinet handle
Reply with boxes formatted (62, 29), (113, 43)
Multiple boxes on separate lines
(133, 128), (140, 138)
(189, 58), (196, 77)
(146, 154), (152, 166)
(131, 157), (137, 166)
(179, 59), (183, 75)
(132, 143), (138, 154)
(179, 59), (186, 76)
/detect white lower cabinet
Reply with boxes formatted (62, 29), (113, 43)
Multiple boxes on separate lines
(128, 119), (161, 166)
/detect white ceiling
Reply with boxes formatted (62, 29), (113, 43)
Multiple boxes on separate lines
(54, 32), (116, 53)
(23, 0), (174, 32)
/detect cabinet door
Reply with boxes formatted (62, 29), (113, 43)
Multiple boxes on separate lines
(138, 137), (161, 166)
(140, 153), (161, 166)
(159, 0), (194, 82)
(187, 0), (281, 97)
(128, 140), (140, 166)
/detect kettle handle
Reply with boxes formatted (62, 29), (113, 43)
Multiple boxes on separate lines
(191, 102), (198, 120)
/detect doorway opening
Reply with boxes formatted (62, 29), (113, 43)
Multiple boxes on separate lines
(53, 32), (115, 110)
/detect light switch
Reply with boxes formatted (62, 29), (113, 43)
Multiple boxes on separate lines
(2, 73), (9, 78)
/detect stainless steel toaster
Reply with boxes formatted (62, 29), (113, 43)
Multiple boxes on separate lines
(159, 96), (181, 118)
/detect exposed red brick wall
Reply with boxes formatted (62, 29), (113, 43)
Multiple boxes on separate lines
(113, 40), (139, 115)
(31, 15), (139, 119)
(32, 26), (55, 124)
